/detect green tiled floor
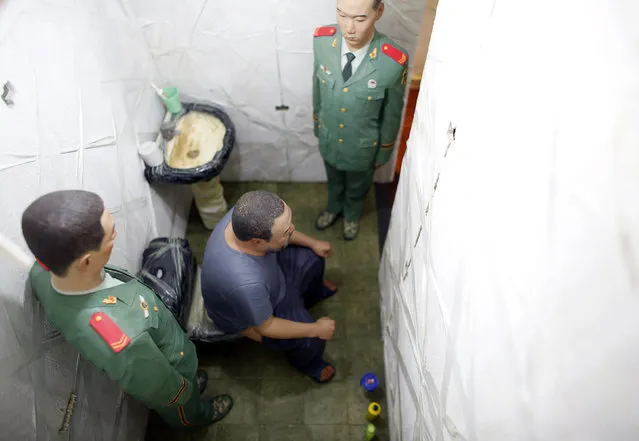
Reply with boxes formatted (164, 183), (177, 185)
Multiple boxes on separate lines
(145, 182), (388, 441)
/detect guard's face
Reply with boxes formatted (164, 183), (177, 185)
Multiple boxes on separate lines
(266, 204), (295, 252)
(336, 0), (383, 49)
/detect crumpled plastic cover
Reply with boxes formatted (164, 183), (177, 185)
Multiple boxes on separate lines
(143, 101), (236, 185)
(138, 237), (197, 326)
(138, 238), (242, 343)
(185, 267), (242, 343)
(380, 0), (639, 440)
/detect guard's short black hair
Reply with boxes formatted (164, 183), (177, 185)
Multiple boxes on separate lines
(21, 190), (105, 276)
(372, 0), (382, 10)
(231, 190), (285, 242)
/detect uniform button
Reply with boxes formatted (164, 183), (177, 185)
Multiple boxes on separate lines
(368, 96), (372, 101)
(180, 352), (184, 357)
(318, 125), (321, 128)
(341, 108), (346, 112)
(343, 87), (348, 92)
(154, 306), (159, 312)
(339, 123), (345, 128)
(95, 316), (102, 322)
(339, 139), (344, 143)
(322, 80), (326, 84)
(374, 142), (378, 146)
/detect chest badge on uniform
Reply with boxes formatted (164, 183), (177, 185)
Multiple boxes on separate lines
(139, 295), (149, 318)
(102, 295), (117, 305)
(320, 65), (332, 75)
(368, 79), (377, 89)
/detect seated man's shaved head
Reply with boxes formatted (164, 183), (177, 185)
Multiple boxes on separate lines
(232, 190), (286, 242)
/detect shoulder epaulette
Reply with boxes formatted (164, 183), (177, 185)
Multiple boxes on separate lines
(90, 312), (131, 353)
(382, 43), (407, 66)
(314, 26), (337, 38)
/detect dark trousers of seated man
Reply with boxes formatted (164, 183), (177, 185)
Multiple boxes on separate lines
(261, 245), (334, 378)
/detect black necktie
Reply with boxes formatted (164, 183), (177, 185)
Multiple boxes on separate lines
(342, 52), (355, 81)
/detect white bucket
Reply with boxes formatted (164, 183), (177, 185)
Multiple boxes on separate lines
(138, 141), (164, 167)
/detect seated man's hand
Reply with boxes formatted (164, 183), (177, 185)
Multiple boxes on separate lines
(314, 317), (336, 340)
(311, 239), (332, 258)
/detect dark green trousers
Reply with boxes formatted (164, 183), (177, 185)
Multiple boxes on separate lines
(154, 376), (212, 428)
(324, 161), (375, 222)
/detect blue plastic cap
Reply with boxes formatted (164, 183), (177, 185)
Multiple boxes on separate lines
(360, 372), (379, 391)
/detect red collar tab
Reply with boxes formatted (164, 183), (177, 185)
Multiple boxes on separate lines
(36, 258), (50, 271)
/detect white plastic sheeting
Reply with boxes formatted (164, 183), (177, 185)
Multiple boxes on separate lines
(380, 0), (639, 440)
(125, 0), (427, 182)
(0, 1), (191, 439)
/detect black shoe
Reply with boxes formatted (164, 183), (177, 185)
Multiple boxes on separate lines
(343, 220), (360, 241)
(207, 394), (233, 423)
(196, 369), (208, 395)
(315, 211), (341, 230)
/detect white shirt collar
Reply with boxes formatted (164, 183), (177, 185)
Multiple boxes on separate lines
(341, 37), (372, 60)
(52, 269), (108, 295)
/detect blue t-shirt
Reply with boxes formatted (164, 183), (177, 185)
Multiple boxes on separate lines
(201, 208), (286, 334)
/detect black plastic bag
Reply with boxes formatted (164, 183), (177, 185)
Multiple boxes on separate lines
(138, 237), (197, 326)
(144, 102), (236, 185)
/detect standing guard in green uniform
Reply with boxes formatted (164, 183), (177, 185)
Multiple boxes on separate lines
(21, 190), (233, 429)
(313, 0), (409, 240)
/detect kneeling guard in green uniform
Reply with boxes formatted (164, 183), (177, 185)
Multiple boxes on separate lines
(21, 190), (233, 429)
(312, 0), (409, 240)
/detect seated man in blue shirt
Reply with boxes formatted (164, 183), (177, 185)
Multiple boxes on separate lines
(201, 190), (338, 383)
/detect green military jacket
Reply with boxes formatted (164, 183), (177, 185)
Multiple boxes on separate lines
(29, 263), (198, 411)
(312, 24), (409, 171)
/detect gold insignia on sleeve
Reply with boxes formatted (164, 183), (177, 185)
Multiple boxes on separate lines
(102, 296), (117, 305)
(370, 47), (377, 59)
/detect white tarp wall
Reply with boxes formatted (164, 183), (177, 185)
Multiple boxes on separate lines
(380, 0), (639, 440)
(0, 1), (191, 439)
(124, 0), (427, 182)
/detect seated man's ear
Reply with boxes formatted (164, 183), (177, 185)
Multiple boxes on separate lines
(249, 238), (266, 247)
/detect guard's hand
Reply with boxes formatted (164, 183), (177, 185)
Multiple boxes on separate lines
(314, 317), (336, 340)
(311, 239), (333, 258)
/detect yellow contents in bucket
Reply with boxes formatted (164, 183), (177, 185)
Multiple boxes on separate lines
(366, 402), (381, 421)
(165, 111), (226, 169)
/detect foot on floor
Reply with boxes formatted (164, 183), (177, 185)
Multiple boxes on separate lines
(315, 211), (340, 230)
(196, 369), (208, 395)
(323, 279), (338, 293)
(319, 364), (336, 382)
(343, 220), (360, 241)
(309, 360), (336, 384)
(207, 394), (234, 423)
